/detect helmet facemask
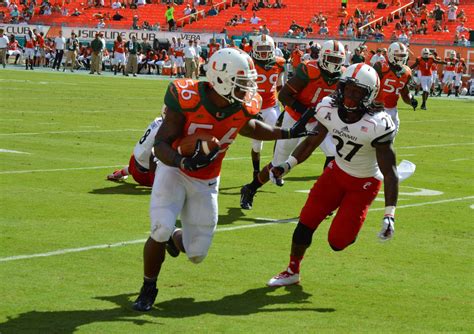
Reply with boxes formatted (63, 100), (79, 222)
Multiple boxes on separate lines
(253, 44), (274, 61)
(230, 72), (258, 103)
(320, 54), (345, 73)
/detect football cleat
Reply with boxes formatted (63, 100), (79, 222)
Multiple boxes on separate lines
(132, 284), (158, 312)
(267, 269), (300, 287)
(166, 229), (181, 258)
(106, 169), (127, 182)
(240, 184), (256, 210)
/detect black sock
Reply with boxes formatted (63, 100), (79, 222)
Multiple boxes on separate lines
(144, 277), (157, 286)
(248, 178), (263, 191)
(252, 159), (260, 172)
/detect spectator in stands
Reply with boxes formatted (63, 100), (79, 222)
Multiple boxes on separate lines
(447, 3), (457, 22)
(183, 4), (191, 15)
(165, 3), (176, 31)
(289, 20), (303, 32)
(341, 0), (347, 9)
(456, 22), (469, 34)
(433, 21), (442, 32)
(113, 11), (124, 20)
(132, 15), (140, 29)
(458, 35), (470, 47)
(112, 0), (122, 9)
(338, 20), (345, 36)
(261, 24), (270, 34)
(433, 5), (445, 26)
(251, 1), (259, 11)
(442, 24), (449, 32)
(207, 5), (218, 16)
(71, 8), (81, 16)
(456, 9), (466, 23)
(378, 0), (388, 8)
(10, 6), (19, 23)
(305, 23), (314, 35)
(346, 22), (354, 38)
(273, 0), (283, 8)
(240, 0), (249, 10)
(97, 19), (106, 28)
(319, 22), (329, 35)
(136, 0), (146, 6)
(61, 6), (68, 15)
(250, 11), (261, 24)
(237, 14), (246, 24)
(143, 21), (152, 30)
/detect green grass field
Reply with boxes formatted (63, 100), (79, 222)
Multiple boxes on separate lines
(0, 69), (473, 333)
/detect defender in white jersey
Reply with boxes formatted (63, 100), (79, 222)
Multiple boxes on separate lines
(107, 116), (163, 187)
(267, 63), (399, 287)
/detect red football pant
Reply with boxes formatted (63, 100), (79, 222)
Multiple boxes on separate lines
(128, 155), (155, 187)
(299, 161), (381, 250)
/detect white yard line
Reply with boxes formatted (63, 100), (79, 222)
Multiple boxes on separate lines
(450, 158), (470, 162)
(0, 196), (472, 263)
(0, 165), (122, 174)
(0, 129), (142, 136)
(403, 118), (472, 123)
(0, 149), (30, 154)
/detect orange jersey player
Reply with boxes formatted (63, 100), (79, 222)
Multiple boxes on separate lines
(411, 48), (446, 109)
(441, 50), (458, 96)
(374, 42), (417, 132)
(240, 40), (346, 211)
(454, 58), (467, 96)
(248, 34), (286, 179)
(132, 47), (315, 312)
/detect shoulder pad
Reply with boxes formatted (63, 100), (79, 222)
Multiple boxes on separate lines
(304, 60), (321, 79)
(370, 112), (396, 146)
(243, 93), (262, 116)
(275, 56), (286, 68)
(164, 79), (201, 112)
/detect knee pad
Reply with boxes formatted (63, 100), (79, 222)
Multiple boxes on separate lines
(188, 255), (206, 264)
(292, 222), (315, 247)
(149, 223), (174, 243)
(252, 140), (263, 153)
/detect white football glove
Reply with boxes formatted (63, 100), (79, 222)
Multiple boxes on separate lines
(378, 216), (395, 241)
(269, 162), (291, 187)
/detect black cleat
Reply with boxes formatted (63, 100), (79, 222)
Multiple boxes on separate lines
(421, 104), (427, 110)
(133, 284), (158, 312)
(166, 229), (181, 258)
(240, 184), (256, 210)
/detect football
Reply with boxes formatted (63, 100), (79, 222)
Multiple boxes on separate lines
(177, 133), (220, 157)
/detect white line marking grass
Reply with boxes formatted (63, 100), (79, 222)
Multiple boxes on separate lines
(0, 196), (472, 263)
(0, 149), (31, 154)
(0, 129), (142, 136)
(0, 165), (122, 174)
(450, 158), (470, 162)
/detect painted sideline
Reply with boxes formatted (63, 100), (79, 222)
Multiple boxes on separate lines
(1, 196), (472, 263)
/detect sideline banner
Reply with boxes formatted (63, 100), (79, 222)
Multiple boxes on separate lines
(61, 27), (224, 44)
(0, 24), (50, 35)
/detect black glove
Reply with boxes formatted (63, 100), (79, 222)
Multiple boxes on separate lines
(180, 140), (219, 171)
(410, 97), (418, 111)
(281, 107), (318, 139)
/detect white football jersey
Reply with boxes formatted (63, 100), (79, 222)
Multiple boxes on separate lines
(133, 117), (163, 169)
(315, 97), (396, 178)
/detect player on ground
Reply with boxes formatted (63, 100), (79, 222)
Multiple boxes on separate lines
(132, 48), (315, 312)
(107, 115), (164, 187)
(453, 57), (466, 97)
(373, 42), (418, 132)
(248, 34), (286, 179)
(267, 63), (399, 287)
(410, 48), (445, 110)
(240, 40), (345, 210)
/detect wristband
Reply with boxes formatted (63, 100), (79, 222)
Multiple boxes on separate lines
(291, 100), (307, 114)
(280, 128), (290, 139)
(287, 156), (298, 169)
(384, 206), (396, 217)
(173, 152), (184, 168)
